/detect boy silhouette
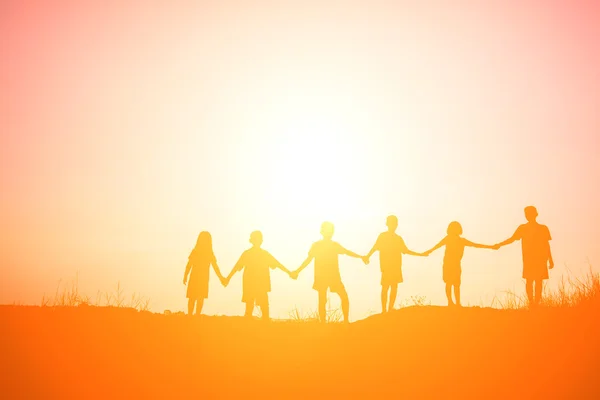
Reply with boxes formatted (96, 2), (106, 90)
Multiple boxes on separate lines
(291, 222), (365, 323)
(364, 215), (426, 313)
(225, 231), (293, 320)
(495, 206), (554, 306)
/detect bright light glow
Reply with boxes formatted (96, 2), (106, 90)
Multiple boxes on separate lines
(1, 1), (599, 320)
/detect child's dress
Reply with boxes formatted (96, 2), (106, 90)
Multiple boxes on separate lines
(442, 236), (467, 285)
(187, 249), (216, 300)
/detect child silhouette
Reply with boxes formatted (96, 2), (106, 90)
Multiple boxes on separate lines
(494, 206), (554, 306)
(423, 221), (496, 307)
(292, 222), (364, 323)
(183, 231), (226, 315)
(364, 215), (426, 313)
(225, 231), (293, 320)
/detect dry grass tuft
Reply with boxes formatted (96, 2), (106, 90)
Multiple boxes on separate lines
(491, 266), (600, 310)
(41, 274), (150, 312)
(288, 296), (344, 323)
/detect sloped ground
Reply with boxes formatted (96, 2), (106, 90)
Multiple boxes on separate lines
(2, 305), (599, 399)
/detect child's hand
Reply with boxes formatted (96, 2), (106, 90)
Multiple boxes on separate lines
(183, 277), (187, 285)
(290, 270), (299, 280)
(361, 256), (370, 265)
(492, 244), (502, 250)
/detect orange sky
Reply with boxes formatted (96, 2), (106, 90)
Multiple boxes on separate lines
(1, 1), (599, 320)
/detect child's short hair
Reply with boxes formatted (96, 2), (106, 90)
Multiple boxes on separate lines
(386, 215), (398, 228)
(320, 221), (334, 237)
(250, 230), (263, 245)
(447, 221), (463, 236)
(524, 206), (538, 218)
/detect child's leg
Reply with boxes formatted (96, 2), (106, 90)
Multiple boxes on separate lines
(534, 279), (543, 305)
(318, 291), (327, 323)
(445, 284), (454, 306)
(525, 280), (534, 306)
(453, 285), (461, 307)
(244, 302), (254, 318)
(259, 300), (270, 321)
(187, 298), (195, 316)
(389, 284), (398, 312)
(338, 288), (350, 323)
(381, 285), (389, 313)
(195, 299), (204, 315)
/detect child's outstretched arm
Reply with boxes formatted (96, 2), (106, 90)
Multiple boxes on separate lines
(270, 254), (292, 276)
(183, 261), (192, 285)
(211, 259), (226, 284)
(292, 255), (314, 279)
(340, 246), (363, 259)
(494, 228), (521, 249)
(404, 246), (427, 257)
(364, 240), (379, 264)
(423, 238), (446, 256)
(225, 255), (245, 285)
(399, 237), (427, 257)
(464, 239), (496, 250)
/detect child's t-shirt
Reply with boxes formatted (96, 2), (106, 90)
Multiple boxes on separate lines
(374, 231), (409, 271)
(309, 239), (345, 285)
(235, 247), (281, 294)
(513, 222), (552, 267)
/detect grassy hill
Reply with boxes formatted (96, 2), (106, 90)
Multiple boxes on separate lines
(3, 301), (599, 399)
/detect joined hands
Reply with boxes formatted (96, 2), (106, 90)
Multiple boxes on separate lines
(219, 276), (230, 287)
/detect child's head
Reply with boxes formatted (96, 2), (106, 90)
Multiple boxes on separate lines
(524, 206), (538, 222)
(249, 230), (263, 247)
(195, 231), (213, 252)
(446, 221), (463, 236)
(386, 215), (398, 232)
(320, 221), (335, 239)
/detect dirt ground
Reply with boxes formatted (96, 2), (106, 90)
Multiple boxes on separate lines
(2, 305), (599, 399)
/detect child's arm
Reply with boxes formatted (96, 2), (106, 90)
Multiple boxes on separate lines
(423, 238), (446, 256)
(400, 237), (427, 257)
(270, 254), (292, 276)
(404, 247), (426, 257)
(547, 241), (554, 269)
(211, 258), (226, 284)
(364, 239), (379, 264)
(464, 239), (496, 250)
(495, 227), (521, 249)
(292, 255), (314, 278)
(340, 246), (363, 259)
(225, 255), (245, 285)
(183, 261), (192, 285)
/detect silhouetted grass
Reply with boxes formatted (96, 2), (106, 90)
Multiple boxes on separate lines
(288, 295), (344, 323)
(39, 268), (599, 317)
(491, 266), (600, 310)
(40, 275), (150, 312)
(288, 306), (344, 323)
(399, 295), (431, 308)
